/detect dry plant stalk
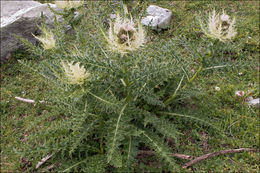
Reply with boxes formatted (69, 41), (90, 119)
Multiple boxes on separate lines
(182, 148), (258, 168)
(36, 154), (53, 169)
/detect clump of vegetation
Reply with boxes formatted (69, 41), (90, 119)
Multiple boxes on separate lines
(18, 2), (211, 172)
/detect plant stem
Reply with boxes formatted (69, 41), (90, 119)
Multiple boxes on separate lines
(182, 65), (203, 90)
(164, 65), (203, 105)
(164, 75), (184, 105)
(100, 135), (104, 154)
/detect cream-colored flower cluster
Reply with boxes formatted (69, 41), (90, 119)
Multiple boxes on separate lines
(103, 6), (145, 55)
(200, 10), (237, 42)
(61, 61), (90, 85)
(55, 0), (83, 10)
(33, 27), (56, 50)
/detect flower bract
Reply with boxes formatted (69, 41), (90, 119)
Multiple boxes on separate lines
(102, 5), (145, 55)
(33, 27), (56, 50)
(55, 0), (83, 10)
(200, 10), (237, 42)
(61, 61), (90, 85)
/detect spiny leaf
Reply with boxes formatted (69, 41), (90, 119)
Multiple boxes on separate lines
(106, 104), (127, 167)
(157, 111), (221, 134)
(144, 114), (181, 146)
(142, 131), (180, 170)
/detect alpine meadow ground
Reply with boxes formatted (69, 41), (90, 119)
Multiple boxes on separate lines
(1, 1), (259, 172)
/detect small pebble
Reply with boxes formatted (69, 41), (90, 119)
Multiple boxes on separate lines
(110, 14), (117, 20)
(246, 96), (254, 102)
(74, 11), (79, 19)
(235, 90), (244, 97)
(247, 98), (260, 108)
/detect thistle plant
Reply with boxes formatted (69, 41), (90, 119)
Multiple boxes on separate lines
(102, 5), (145, 55)
(19, 2), (214, 172)
(200, 10), (237, 42)
(33, 26), (55, 50)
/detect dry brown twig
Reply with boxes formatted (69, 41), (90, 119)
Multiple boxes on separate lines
(139, 148), (258, 169)
(182, 148), (258, 168)
(36, 154), (53, 169)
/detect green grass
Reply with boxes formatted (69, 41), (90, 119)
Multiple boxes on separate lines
(1, 1), (259, 172)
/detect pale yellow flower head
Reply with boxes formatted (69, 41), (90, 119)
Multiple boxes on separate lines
(200, 10), (237, 42)
(61, 61), (90, 85)
(102, 5), (146, 55)
(33, 27), (55, 50)
(55, 0), (83, 10)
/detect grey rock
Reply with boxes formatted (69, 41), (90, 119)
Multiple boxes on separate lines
(0, 1), (58, 62)
(247, 98), (259, 108)
(141, 5), (172, 31)
(74, 11), (80, 20)
(246, 96), (254, 101)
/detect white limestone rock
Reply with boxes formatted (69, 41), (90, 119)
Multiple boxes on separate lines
(141, 5), (173, 31)
(247, 97), (260, 108)
(0, 1), (58, 62)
